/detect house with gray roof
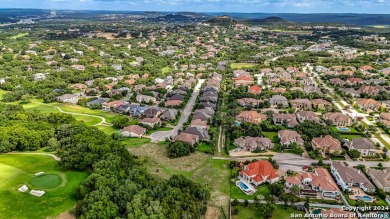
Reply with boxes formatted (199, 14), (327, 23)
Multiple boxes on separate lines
(330, 161), (375, 193)
(368, 167), (390, 193)
(184, 126), (210, 141)
(269, 95), (288, 107)
(345, 138), (376, 157)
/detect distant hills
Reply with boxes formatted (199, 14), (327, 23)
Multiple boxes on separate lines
(0, 9), (389, 26)
(246, 16), (289, 25)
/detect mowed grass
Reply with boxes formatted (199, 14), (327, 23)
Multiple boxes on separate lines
(0, 154), (88, 219)
(230, 63), (258, 69)
(30, 174), (62, 189)
(22, 101), (104, 126)
(233, 204), (304, 219)
(10, 33), (29, 39)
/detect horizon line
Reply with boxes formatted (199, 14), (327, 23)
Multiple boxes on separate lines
(0, 7), (388, 15)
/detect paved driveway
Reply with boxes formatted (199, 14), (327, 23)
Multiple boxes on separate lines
(149, 79), (205, 142)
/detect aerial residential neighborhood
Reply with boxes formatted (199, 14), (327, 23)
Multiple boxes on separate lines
(0, 2), (389, 219)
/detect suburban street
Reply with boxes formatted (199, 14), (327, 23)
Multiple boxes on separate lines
(213, 153), (390, 171)
(149, 79), (205, 142)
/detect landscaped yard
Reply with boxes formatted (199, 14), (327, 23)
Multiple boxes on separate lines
(197, 142), (212, 153)
(0, 154), (88, 219)
(230, 63), (258, 69)
(146, 127), (173, 134)
(263, 132), (279, 143)
(340, 134), (364, 140)
(123, 138), (151, 148)
(233, 203), (304, 219)
(231, 183), (270, 200)
(343, 193), (388, 206)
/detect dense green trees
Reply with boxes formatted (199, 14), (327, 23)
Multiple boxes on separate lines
(167, 141), (196, 158)
(0, 104), (210, 218)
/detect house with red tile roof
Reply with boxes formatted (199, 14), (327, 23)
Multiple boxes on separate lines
(359, 65), (375, 72)
(312, 135), (342, 157)
(248, 85), (262, 95)
(233, 75), (254, 87)
(357, 98), (381, 111)
(285, 167), (340, 199)
(239, 160), (279, 186)
(346, 78), (364, 86)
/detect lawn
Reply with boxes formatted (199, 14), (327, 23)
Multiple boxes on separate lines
(122, 138), (151, 148)
(21, 101), (104, 126)
(10, 33), (29, 39)
(263, 132), (279, 143)
(230, 63), (258, 69)
(233, 203), (304, 219)
(231, 184), (270, 200)
(340, 134), (364, 140)
(343, 194), (388, 206)
(197, 142), (212, 153)
(0, 154), (88, 219)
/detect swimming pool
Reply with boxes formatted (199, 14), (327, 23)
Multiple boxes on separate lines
(338, 127), (350, 132)
(355, 195), (372, 202)
(312, 209), (322, 215)
(239, 181), (249, 190)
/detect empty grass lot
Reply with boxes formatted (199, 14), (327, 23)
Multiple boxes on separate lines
(233, 204), (305, 219)
(128, 143), (231, 213)
(0, 154), (88, 219)
(230, 63), (258, 69)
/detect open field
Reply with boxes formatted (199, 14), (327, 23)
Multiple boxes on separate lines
(230, 63), (258, 69)
(128, 143), (231, 214)
(233, 203), (304, 219)
(10, 33), (29, 39)
(0, 154), (88, 219)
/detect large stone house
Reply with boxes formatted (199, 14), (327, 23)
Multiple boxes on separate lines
(330, 161), (375, 193)
(239, 160), (279, 186)
(234, 136), (274, 151)
(311, 135), (342, 157)
(278, 130), (304, 146)
(357, 98), (381, 111)
(296, 111), (320, 123)
(120, 125), (146, 138)
(273, 113), (299, 128)
(291, 99), (312, 110)
(285, 168), (340, 199)
(368, 167), (390, 193)
(236, 111), (267, 124)
(269, 95), (288, 107)
(323, 112), (352, 127)
(345, 138), (376, 157)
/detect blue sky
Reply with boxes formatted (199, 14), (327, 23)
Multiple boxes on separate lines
(0, 0), (389, 13)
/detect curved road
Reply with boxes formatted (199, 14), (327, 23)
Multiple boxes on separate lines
(36, 102), (111, 126)
(8, 152), (61, 161)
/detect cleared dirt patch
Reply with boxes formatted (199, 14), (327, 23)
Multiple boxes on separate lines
(205, 206), (220, 219)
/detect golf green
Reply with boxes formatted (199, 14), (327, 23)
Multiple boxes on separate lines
(30, 174), (62, 189)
